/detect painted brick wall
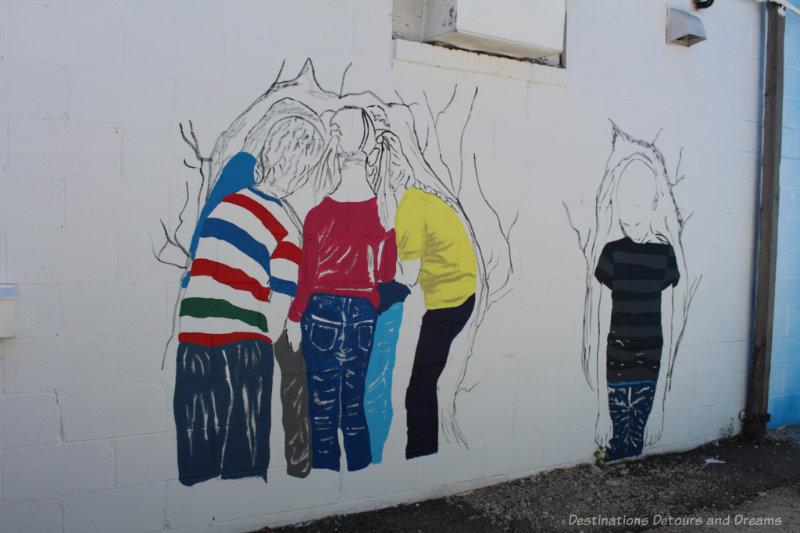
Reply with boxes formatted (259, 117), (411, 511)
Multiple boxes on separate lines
(769, 10), (800, 428)
(0, 0), (765, 531)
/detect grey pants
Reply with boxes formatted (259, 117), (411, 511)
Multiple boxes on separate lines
(273, 330), (312, 478)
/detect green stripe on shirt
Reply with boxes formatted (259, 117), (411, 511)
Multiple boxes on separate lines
(179, 297), (268, 333)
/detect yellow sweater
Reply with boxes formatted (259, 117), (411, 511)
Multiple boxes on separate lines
(395, 187), (477, 310)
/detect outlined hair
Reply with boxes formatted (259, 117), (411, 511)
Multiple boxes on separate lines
(241, 98), (327, 196)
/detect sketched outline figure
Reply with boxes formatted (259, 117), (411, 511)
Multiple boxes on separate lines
(565, 121), (701, 458)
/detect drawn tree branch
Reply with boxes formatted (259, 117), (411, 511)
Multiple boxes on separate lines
(154, 60), (517, 448)
(153, 120), (215, 368)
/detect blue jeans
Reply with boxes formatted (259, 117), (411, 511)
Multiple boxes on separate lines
(301, 293), (376, 471)
(607, 381), (656, 461)
(365, 302), (404, 464)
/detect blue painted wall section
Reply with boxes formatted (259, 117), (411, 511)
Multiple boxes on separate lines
(769, 12), (800, 428)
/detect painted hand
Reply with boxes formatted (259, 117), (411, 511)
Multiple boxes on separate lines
(285, 320), (302, 352)
(595, 413), (612, 449)
(644, 410), (664, 447)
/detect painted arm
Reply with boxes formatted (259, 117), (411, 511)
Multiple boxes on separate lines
(378, 229), (398, 283)
(267, 223), (303, 348)
(394, 190), (424, 288)
(645, 285), (675, 447)
(592, 243), (614, 448)
(581, 277), (602, 390)
(396, 258), (421, 287)
(664, 245), (683, 393)
(287, 211), (318, 323)
(593, 286), (612, 449)
(645, 242), (681, 447)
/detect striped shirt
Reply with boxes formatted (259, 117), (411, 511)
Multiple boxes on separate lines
(179, 187), (301, 347)
(595, 237), (680, 352)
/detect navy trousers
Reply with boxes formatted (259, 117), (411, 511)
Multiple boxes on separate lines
(606, 381), (657, 461)
(174, 339), (273, 485)
(405, 294), (474, 459)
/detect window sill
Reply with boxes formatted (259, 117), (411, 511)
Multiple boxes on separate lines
(392, 39), (567, 87)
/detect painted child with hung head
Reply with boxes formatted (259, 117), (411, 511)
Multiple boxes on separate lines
(369, 121), (478, 460)
(174, 114), (324, 486)
(590, 143), (681, 462)
(288, 107), (398, 472)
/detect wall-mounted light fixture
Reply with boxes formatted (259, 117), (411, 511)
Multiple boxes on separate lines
(667, 8), (707, 47)
(693, 0), (714, 9)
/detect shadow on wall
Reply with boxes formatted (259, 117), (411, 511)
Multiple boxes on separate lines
(153, 59), (517, 485)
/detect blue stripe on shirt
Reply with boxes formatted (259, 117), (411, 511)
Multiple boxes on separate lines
(248, 187), (282, 206)
(197, 217), (297, 297)
(200, 217), (271, 273)
(269, 277), (297, 298)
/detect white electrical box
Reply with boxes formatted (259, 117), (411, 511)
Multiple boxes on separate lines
(0, 284), (16, 338)
(423, 0), (566, 59)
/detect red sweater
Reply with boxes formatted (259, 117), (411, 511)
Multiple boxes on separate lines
(288, 196), (396, 322)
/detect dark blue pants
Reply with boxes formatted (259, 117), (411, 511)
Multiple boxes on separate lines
(405, 294), (474, 459)
(174, 339), (273, 485)
(607, 381), (656, 461)
(301, 293), (376, 472)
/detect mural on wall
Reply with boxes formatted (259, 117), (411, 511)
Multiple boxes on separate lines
(155, 60), (515, 484)
(565, 122), (701, 461)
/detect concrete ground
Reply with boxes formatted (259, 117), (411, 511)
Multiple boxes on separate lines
(261, 428), (800, 532)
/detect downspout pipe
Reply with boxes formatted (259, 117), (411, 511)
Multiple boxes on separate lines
(756, 0), (800, 17)
(745, 0), (786, 443)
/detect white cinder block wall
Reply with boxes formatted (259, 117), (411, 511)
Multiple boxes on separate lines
(0, 0), (763, 531)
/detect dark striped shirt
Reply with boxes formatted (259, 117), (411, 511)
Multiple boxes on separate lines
(595, 237), (680, 352)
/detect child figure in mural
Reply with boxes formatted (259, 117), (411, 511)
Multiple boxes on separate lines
(288, 107), (397, 472)
(173, 113), (324, 486)
(576, 122), (699, 463)
(370, 128), (478, 459)
(398, 183), (477, 459)
(594, 160), (680, 461)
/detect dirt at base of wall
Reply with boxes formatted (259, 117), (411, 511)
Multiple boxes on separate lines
(263, 429), (800, 532)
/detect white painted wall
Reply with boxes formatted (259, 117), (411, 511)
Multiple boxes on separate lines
(0, 0), (763, 531)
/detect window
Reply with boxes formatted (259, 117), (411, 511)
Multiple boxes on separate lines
(392, 0), (566, 67)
